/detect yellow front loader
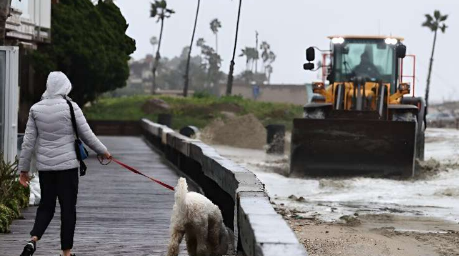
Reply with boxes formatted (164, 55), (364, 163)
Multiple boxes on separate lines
(290, 36), (425, 178)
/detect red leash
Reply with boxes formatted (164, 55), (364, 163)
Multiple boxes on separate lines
(109, 157), (175, 191)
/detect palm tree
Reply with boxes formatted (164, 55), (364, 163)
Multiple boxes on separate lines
(183, 0), (201, 97)
(255, 31), (259, 73)
(210, 18), (222, 54)
(422, 10), (448, 111)
(239, 47), (258, 72)
(0, 0), (12, 45)
(264, 51), (276, 84)
(260, 41), (276, 84)
(226, 0), (243, 96)
(150, 0), (175, 94)
(260, 41), (270, 72)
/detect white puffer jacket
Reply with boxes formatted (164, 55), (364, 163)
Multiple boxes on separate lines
(18, 72), (107, 172)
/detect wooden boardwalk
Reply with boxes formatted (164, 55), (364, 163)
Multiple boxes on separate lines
(0, 136), (187, 256)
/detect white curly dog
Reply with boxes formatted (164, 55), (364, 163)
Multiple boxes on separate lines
(167, 178), (229, 256)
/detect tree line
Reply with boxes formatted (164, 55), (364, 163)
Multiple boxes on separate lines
(149, 0), (277, 97)
(0, 0), (449, 108)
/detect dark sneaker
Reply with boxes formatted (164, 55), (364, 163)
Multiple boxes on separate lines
(20, 240), (36, 256)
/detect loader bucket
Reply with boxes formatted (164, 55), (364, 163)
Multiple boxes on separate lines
(290, 118), (417, 178)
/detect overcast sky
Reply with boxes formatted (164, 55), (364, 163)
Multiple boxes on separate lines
(115, 0), (457, 102)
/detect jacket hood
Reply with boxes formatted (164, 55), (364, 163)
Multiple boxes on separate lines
(41, 71), (72, 99)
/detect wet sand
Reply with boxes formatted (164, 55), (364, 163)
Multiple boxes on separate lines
(279, 207), (459, 256)
(205, 128), (459, 255)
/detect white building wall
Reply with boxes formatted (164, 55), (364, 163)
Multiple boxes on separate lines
(28, 0), (51, 29)
(11, 0), (30, 19)
(8, 0), (51, 42)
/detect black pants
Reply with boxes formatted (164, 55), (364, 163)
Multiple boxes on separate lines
(30, 168), (79, 250)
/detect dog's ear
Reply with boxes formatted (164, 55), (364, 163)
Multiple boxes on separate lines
(178, 177), (187, 186)
(176, 177), (188, 194)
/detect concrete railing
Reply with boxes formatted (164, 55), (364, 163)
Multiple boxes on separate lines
(140, 119), (308, 256)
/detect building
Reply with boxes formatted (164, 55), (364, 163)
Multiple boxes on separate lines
(127, 54), (154, 93)
(4, 0), (53, 132)
(7, 0), (51, 45)
(1, 0), (52, 161)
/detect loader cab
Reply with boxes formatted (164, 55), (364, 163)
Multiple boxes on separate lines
(304, 36), (407, 94)
(330, 36), (403, 94)
(328, 36), (406, 94)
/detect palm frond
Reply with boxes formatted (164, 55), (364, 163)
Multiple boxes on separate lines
(440, 24), (448, 33)
(150, 9), (157, 18)
(434, 10), (441, 20)
(159, 0), (167, 8)
(440, 14), (448, 22)
(425, 14), (433, 22)
(422, 20), (432, 28)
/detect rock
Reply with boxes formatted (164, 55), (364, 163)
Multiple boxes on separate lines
(141, 98), (171, 114)
(288, 195), (298, 200)
(297, 196), (306, 202)
(339, 215), (361, 226)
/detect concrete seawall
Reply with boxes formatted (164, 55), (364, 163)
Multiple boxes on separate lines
(140, 119), (308, 256)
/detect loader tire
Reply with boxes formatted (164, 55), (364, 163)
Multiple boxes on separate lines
(393, 111), (418, 177)
(393, 112), (425, 160)
(416, 121), (425, 160)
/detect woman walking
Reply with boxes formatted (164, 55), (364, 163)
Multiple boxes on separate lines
(18, 71), (111, 256)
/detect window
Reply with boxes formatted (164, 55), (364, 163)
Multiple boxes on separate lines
(333, 39), (397, 89)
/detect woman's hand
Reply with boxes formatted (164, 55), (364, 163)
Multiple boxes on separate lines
(103, 151), (112, 159)
(97, 151), (112, 165)
(19, 172), (30, 187)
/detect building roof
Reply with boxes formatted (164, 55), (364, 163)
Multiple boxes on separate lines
(327, 35), (404, 41)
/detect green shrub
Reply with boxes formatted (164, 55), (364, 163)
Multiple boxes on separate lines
(0, 154), (29, 233)
(0, 204), (14, 233)
(84, 95), (304, 130)
(5, 199), (20, 218)
(192, 90), (214, 99)
(12, 182), (30, 208)
(0, 154), (18, 205)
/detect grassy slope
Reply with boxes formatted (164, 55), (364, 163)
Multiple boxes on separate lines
(84, 95), (303, 130)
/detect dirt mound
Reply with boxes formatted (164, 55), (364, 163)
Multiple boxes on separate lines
(200, 114), (267, 149)
(142, 98), (171, 114)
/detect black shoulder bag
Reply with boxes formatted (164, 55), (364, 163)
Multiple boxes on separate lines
(65, 98), (89, 176)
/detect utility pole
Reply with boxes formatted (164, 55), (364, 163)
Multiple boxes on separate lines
(226, 0), (243, 96)
(255, 31), (259, 74)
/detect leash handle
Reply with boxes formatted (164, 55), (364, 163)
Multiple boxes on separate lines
(97, 155), (112, 165)
(111, 158), (175, 191)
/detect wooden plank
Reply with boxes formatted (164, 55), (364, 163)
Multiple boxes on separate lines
(0, 136), (188, 255)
